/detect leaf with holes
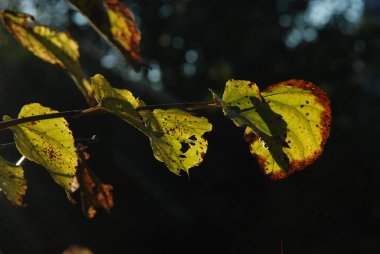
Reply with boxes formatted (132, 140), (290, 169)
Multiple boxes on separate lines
(4, 103), (78, 190)
(0, 156), (27, 206)
(67, 0), (141, 70)
(91, 74), (212, 174)
(0, 10), (94, 104)
(214, 79), (331, 180)
(143, 109), (212, 175)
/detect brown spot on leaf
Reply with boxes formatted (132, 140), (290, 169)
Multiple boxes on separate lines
(104, 0), (142, 70)
(263, 79), (332, 177)
(244, 132), (257, 143)
(75, 147), (114, 219)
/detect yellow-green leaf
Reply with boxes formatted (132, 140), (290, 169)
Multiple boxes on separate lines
(91, 74), (146, 132)
(143, 109), (212, 175)
(91, 74), (212, 174)
(0, 10), (94, 105)
(215, 79), (331, 180)
(67, 0), (142, 70)
(0, 156), (27, 206)
(4, 103), (78, 190)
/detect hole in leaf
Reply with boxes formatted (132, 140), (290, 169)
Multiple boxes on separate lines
(180, 142), (190, 153)
(189, 135), (197, 141)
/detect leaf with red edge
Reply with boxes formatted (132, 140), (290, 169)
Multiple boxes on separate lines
(67, 0), (142, 70)
(213, 79), (331, 180)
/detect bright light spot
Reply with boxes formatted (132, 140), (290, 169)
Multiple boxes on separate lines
(159, 4), (174, 18)
(72, 12), (88, 26)
(285, 0), (364, 48)
(123, 69), (143, 82)
(345, 0), (364, 23)
(185, 50), (198, 63)
(183, 63), (196, 77)
(101, 53), (118, 69)
(305, 0), (364, 27)
(147, 64), (162, 83)
(172, 36), (184, 49)
(16, 156), (26, 166)
(303, 28), (317, 42)
(285, 29), (302, 48)
(20, 0), (37, 17)
(54, 0), (69, 15)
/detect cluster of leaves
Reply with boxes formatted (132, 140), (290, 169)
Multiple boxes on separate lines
(0, 0), (331, 217)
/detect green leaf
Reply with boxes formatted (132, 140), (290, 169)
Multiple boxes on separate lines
(91, 74), (146, 132)
(0, 156), (27, 206)
(0, 10), (94, 105)
(4, 103), (78, 190)
(215, 79), (331, 180)
(67, 0), (141, 70)
(91, 74), (212, 174)
(143, 109), (212, 175)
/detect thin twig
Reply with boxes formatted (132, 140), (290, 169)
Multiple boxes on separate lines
(0, 107), (101, 131)
(137, 101), (219, 111)
(0, 100), (221, 131)
(0, 135), (99, 150)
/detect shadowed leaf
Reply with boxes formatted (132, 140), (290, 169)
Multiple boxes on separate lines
(91, 74), (212, 174)
(0, 10), (94, 105)
(0, 156), (27, 206)
(214, 79), (331, 180)
(67, 0), (142, 70)
(4, 103), (78, 190)
(91, 74), (146, 132)
(76, 147), (113, 218)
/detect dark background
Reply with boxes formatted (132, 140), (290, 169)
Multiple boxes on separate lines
(1, 0), (380, 253)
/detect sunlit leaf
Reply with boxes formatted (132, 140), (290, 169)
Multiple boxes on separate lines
(0, 156), (27, 206)
(143, 109), (212, 175)
(76, 146), (113, 218)
(214, 79), (331, 180)
(91, 74), (212, 174)
(4, 103), (78, 190)
(0, 10), (94, 105)
(91, 74), (146, 132)
(67, 0), (142, 70)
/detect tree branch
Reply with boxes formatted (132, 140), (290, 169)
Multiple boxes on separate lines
(0, 100), (221, 131)
(136, 101), (219, 111)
